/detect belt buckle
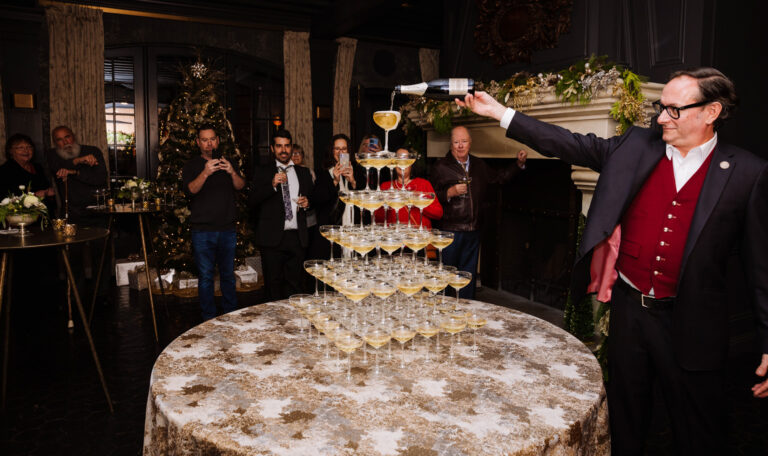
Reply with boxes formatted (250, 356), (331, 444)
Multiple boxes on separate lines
(641, 294), (650, 308)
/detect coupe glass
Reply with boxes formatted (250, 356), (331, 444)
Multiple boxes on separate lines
(356, 152), (373, 190)
(363, 327), (390, 375)
(303, 259), (325, 297)
(393, 152), (418, 192)
(372, 110), (401, 153)
(416, 318), (440, 361)
(391, 324), (416, 368)
(335, 333), (363, 382)
(449, 271), (472, 306)
(429, 230), (454, 269)
(410, 192), (435, 230)
(466, 311), (488, 355)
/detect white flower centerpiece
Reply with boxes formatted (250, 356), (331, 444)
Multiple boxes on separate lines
(0, 185), (50, 235)
(117, 177), (152, 209)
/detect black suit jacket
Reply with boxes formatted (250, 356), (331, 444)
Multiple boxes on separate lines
(507, 112), (768, 371)
(250, 163), (314, 248)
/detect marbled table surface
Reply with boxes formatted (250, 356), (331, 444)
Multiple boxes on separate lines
(144, 300), (608, 455)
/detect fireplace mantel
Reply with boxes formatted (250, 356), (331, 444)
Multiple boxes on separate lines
(418, 82), (664, 215)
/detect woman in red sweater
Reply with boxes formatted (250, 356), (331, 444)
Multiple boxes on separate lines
(374, 148), (443, 228)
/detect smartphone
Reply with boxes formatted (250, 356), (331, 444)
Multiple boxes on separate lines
(339, 152), (350, 166)
(368, 137), (379, 151)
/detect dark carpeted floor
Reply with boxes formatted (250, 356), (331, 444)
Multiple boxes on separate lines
(0, 277), (766, 455)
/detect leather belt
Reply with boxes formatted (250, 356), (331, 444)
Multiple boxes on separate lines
(616, 278), (674, 309)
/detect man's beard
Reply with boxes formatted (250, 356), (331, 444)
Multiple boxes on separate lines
(56, 143), (81, 160)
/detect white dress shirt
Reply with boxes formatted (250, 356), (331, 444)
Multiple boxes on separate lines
(500, 107), (718, 296)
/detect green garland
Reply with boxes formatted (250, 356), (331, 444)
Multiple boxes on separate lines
(401, 55), (648, 136)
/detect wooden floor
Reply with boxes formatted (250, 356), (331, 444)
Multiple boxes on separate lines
(0, 276), (766, 455)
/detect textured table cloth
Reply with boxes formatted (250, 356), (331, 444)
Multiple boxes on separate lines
(143, 300), (608, 455)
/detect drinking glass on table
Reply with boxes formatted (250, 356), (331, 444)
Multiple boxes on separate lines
(465, 311), (488, 355)
(391, 324), (416, 368)
(335, 333), (363, 382)
(363, 327), (390, 375)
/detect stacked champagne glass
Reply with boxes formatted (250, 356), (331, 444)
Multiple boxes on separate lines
(287, 110), (488, 380)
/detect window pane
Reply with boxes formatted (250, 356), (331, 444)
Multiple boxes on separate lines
(105, 56), (135, 177)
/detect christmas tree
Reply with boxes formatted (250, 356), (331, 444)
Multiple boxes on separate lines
(153, 60), (255, 273)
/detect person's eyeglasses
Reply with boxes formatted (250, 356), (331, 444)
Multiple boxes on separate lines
(12, 145), (33, 151)
(333, 147), (348, 151)
(291, 151), (302, 156)
(652, 100), (710, 119)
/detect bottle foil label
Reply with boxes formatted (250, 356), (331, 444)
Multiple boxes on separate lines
(448, 79), (469, 95)
(399, 82), (428, 95)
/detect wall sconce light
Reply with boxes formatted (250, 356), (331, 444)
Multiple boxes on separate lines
(12, 93), (36, 109)
(272, 116), (282, 128)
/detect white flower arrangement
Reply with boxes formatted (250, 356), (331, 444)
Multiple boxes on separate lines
(0, 185), (49, 228)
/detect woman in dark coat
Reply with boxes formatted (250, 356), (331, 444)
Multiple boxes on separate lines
(306, 134), (365, 260)
(0, 133), (56, 208)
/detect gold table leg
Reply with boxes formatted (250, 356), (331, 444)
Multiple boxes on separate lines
(0, 253), (8, 409)
(60, 248), (114, 413)
(89, 215), (113, 325)
(138, 214), (159, 342)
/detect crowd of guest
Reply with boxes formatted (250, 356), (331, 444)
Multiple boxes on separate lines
(1, 122), (525, 320)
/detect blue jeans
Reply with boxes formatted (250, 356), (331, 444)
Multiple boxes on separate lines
(191, 230), (237, 321)
(441, 230), (481, 299)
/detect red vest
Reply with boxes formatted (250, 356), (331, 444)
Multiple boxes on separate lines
(617, 152), (713, 298)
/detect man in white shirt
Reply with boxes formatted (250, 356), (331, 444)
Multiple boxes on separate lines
(250, 130), (313, 301)
(459, 67), (768, 455)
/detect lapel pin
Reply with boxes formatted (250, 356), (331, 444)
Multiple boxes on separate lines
(719, 161), (730, 170)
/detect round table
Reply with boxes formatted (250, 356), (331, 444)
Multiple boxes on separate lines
(88, 205), (162, 341)
(0, 226), (113, 411)
(143, 300), (608, 455)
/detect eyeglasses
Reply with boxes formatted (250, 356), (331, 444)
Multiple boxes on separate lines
(333, 147), (348, 151)
(652, 100), (710, 119)
(291, 151), (302, 156)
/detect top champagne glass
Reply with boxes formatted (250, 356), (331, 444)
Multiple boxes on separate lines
(373, 110), (401, 153)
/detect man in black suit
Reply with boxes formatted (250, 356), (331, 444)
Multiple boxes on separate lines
(250, 129), (313, 301)
(458, 68), (768, 455)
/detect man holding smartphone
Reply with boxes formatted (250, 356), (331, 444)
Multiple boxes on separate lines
(182, 124), (245, 321)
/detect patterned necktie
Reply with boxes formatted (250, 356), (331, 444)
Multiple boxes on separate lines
(279, 165), (293, 221)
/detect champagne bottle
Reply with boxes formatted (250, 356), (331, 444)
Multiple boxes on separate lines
(395, 78), (474, 100)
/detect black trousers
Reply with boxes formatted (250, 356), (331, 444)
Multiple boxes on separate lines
(607, 280), (726, 455)
(260, 230), (304, 302)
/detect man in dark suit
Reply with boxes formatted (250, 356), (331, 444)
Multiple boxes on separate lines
(458, 68), (768, 455)
(250, 129), (313, 301)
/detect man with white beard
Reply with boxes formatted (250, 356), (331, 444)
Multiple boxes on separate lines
(48, 125), (110, 301)
(47, 125), (107, 224)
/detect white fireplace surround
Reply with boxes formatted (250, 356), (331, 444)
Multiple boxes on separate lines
(419, 82), (664, 216)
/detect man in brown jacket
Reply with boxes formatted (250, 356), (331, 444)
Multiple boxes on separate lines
(430, 126), (526, 298)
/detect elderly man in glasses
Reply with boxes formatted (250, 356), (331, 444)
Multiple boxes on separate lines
(457, 68), (768, 455)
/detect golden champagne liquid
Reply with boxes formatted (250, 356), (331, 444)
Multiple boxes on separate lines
(344, 290), (370, 302)
(394, 158), (416, 168)
(305, 307), (320, 316)
(379, 241), (402, 254)
(397, 284), (423, 296)
(386, 201), (407, 210)
(372, 289), (396, 299)
(368, 158), (392, 169)
(404, 240), (429, 250)
(392, 329), (415, 343)
(467, 318), (487, 330)
(410, 198), (434, 209)
(449, 278), (471, 288)
(430, 238), (453, 249)
(359, 201), (383, 211)
(336, 341), (362, 353)
(373, 112), (399, 130)
(425, 284), (447, 293)
(357, 157), (372, 167)
(417, 326), (439, 338)
(338, 194), (351, 204)
(364, 334), (391, 349)
(440, 321), (466, 334)
(352, 242), (376, 255)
